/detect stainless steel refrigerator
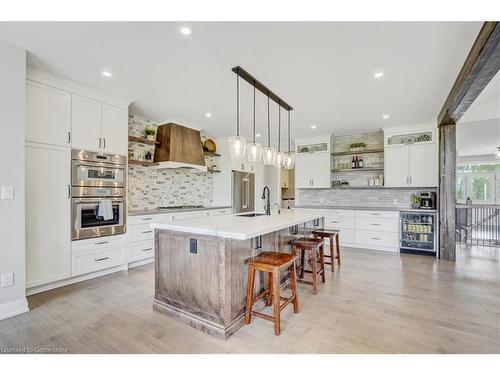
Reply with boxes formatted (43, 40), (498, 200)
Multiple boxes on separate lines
(232, 171), (255, 213)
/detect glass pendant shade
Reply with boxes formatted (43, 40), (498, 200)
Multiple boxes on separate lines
(496, 147), (500, 159)
(229, 136), (247, 159)
(284, 153), (295, 169)
(262, 146), (276, 165)
(274, 151), (286, 168)
(247, 142), (262, 162)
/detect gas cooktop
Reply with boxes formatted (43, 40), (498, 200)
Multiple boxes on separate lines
(157, 205), (204, 210)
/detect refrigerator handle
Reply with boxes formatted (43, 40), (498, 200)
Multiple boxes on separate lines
(242, 178), (249, 209)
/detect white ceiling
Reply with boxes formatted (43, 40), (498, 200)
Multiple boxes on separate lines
(0, 21), (482, 145)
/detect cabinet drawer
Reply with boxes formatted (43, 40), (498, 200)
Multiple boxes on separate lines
(129, 240), (154, 263)
(72, 235), (125, 254)
(355, 217), (398, 233)
(323, 215), (355, 229)
(72, 247), (124, 276)
(355, 230), (399, 248)
(128, 224), (154, 243)
(325, 209), (354, 217)
(209, 208), (231, 216)
(128, 214), (164, 226)
(355, 210), (399, 220)
(169, 210), (209, 221)
(321, 228), (354, 244)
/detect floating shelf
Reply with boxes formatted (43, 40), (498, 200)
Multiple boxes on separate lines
(128, 159), (159, 167)
(203, 151), (221, 157)
(332, 149), (384, 156)
(332, 167), (384, 173)
(207, 170), (221, 173)
(128, 135), (159, 146)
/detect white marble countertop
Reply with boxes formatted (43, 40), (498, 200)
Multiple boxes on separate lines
(128, 205), (231, 216)
(295, 205), (437, 213)
(151, 208), (324, 240)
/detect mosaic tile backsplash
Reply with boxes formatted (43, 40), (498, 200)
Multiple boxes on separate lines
(127, 115), (213, 211)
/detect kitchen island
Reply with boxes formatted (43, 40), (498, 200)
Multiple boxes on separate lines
(151, 208), (324, 339)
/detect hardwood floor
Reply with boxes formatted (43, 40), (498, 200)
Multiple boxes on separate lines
(1, 247), (499, 353)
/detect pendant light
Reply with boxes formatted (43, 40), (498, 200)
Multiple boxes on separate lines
(262, 93), (276, 165)
(229, 71), (247, 159)
(284, 110), (296, 169)
(246, 81), (262, 163)
(274, 101), (286, 168)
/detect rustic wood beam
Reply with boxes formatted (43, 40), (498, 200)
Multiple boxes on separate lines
(438, 22), (500, 125)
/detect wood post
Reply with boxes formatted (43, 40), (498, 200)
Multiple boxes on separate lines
(438, 123), (457, 261)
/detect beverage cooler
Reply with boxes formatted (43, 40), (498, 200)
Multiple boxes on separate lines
(400, 211), (437, 255)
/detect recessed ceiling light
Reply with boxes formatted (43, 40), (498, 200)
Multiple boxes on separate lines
(180, 27), (192, 35)
(382, 114), (390, 119)
(310, 125), (317, 129)
(374, 72), (384, 78)
(102, 71), (112, 77)
(205, 113), (212, 118)
(256, 133), (261, 138)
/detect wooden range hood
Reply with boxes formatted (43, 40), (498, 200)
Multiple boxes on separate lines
(153, 123), (207, 171)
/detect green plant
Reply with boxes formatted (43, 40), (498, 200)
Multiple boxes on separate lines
(411, 193), (421, 205)
(350, 142), (366, 149)
(144, 127), (156, 136)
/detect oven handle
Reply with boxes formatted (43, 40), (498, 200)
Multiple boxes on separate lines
(73, 162), (125, 169)
(73, 198), (125, 204)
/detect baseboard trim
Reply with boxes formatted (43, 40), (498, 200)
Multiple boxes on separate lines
(0, 298), (29, 320)
(128, 257), (154, 269)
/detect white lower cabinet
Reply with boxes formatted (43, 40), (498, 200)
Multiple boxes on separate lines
(321, 208), (399, 252)
(129, 241), (155, 263)
(71, 235), (126, 276)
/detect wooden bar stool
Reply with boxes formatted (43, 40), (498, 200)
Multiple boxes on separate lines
(291, 237), (325, 294)
(312, 229), (341, 272)
(245, 251), (299, 336)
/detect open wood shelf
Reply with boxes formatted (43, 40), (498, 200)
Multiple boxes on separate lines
(203, 151), (221, 157)
(332, 167), (384, 173)
(128, 159), (159, 167)
(332, 149), (384, 156)
(128, 135), (159, 146)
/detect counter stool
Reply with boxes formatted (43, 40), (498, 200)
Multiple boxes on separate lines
(245, 251), (299, 336)
(291, 237), (325, 294)
(312, 229), (341, 272)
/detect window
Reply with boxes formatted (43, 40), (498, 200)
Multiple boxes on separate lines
(456, 163), (500, 204)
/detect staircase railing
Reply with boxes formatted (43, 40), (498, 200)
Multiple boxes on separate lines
(456, 204), (500, 247)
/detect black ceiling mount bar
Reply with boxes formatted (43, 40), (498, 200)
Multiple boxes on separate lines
(231, 66), (293, 111)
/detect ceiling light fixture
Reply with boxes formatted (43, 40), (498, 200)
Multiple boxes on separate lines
(256, 133), (261, 138)
(382, 114), (390, 119)
(247, 81), (263, 163)
(180, 27), (192, 35)
(228, 71), (247, 159)
(205, 113), (212, 118)
(374, 72), (384, 78)
(284, 110), (295, 170)
(274, 101), (286, 168)
(262, 93), (277, 165)
(102, 71), (112, 77)
(310, 125), (317, 130)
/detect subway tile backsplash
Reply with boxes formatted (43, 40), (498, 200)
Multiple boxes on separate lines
(127, 115), (213, 211)
(297, 187), (437, 209)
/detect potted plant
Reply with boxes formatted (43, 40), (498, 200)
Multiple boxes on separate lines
(349, 142), (366, 152)
(144, 127), (156, 141)
(411, 193), (421, 209)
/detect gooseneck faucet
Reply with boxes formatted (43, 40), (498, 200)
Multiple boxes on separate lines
(262, 186), (271, 215)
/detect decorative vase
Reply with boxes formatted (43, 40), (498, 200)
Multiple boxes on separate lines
(146, 135), (155, 141)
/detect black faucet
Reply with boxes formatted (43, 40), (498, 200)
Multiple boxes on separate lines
(261, 186), (271, 215)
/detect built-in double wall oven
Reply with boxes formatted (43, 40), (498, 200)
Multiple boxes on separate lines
(71, 149), (127, 240)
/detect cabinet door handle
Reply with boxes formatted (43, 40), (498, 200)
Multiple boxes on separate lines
(99, 138), (102, 148)
(94, 257), (109, 262)
(142, 217), (153, 221)
(329, 220), (339, 223)
(142, 230), (153, 234)
(94, 241), (109, 245)
(370, 213), (381, 216)
(103, 138), (106, 149)
(370, 237), (381, 240)
(67, 131), (71, 144)
(370, 223), (381, 226)
(67, 184), (71, 198)
(141, 248), (153, 252)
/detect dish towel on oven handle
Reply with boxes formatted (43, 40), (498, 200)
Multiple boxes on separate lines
(98, 200), (114, 220)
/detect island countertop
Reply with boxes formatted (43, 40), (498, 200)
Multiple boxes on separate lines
(151, 208), (324, 240)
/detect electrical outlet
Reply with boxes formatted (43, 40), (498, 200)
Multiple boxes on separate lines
(393, 199), (398, 205)
(1, 186), (15, 200)
(1, 272), (14, 287)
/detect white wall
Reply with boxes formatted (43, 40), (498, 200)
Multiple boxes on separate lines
(0, 41), (28, 319)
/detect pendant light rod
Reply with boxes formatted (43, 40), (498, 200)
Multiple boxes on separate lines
(253, 80), (256, 143)
(267, 93), (271, 147)
(232, 66), (293, 111)
(236, 73), (240, 136)
(277, 101), (281, 152)
(288, 110), (291, 154)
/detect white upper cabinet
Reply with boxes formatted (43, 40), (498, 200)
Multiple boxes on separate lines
(71, 94), (102, 152)
(294, 135), (332, 189)
(101, 103), (128, 155)
(26, 81), (71, 146)
(384, 129), (438, 187)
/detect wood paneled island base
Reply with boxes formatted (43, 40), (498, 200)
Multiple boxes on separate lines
(151, 209), (323, 339)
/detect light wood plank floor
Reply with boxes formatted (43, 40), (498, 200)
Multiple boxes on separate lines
(1, 247), (499, 353)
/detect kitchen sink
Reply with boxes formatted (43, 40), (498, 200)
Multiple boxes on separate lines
(237, 213), (267, 217)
